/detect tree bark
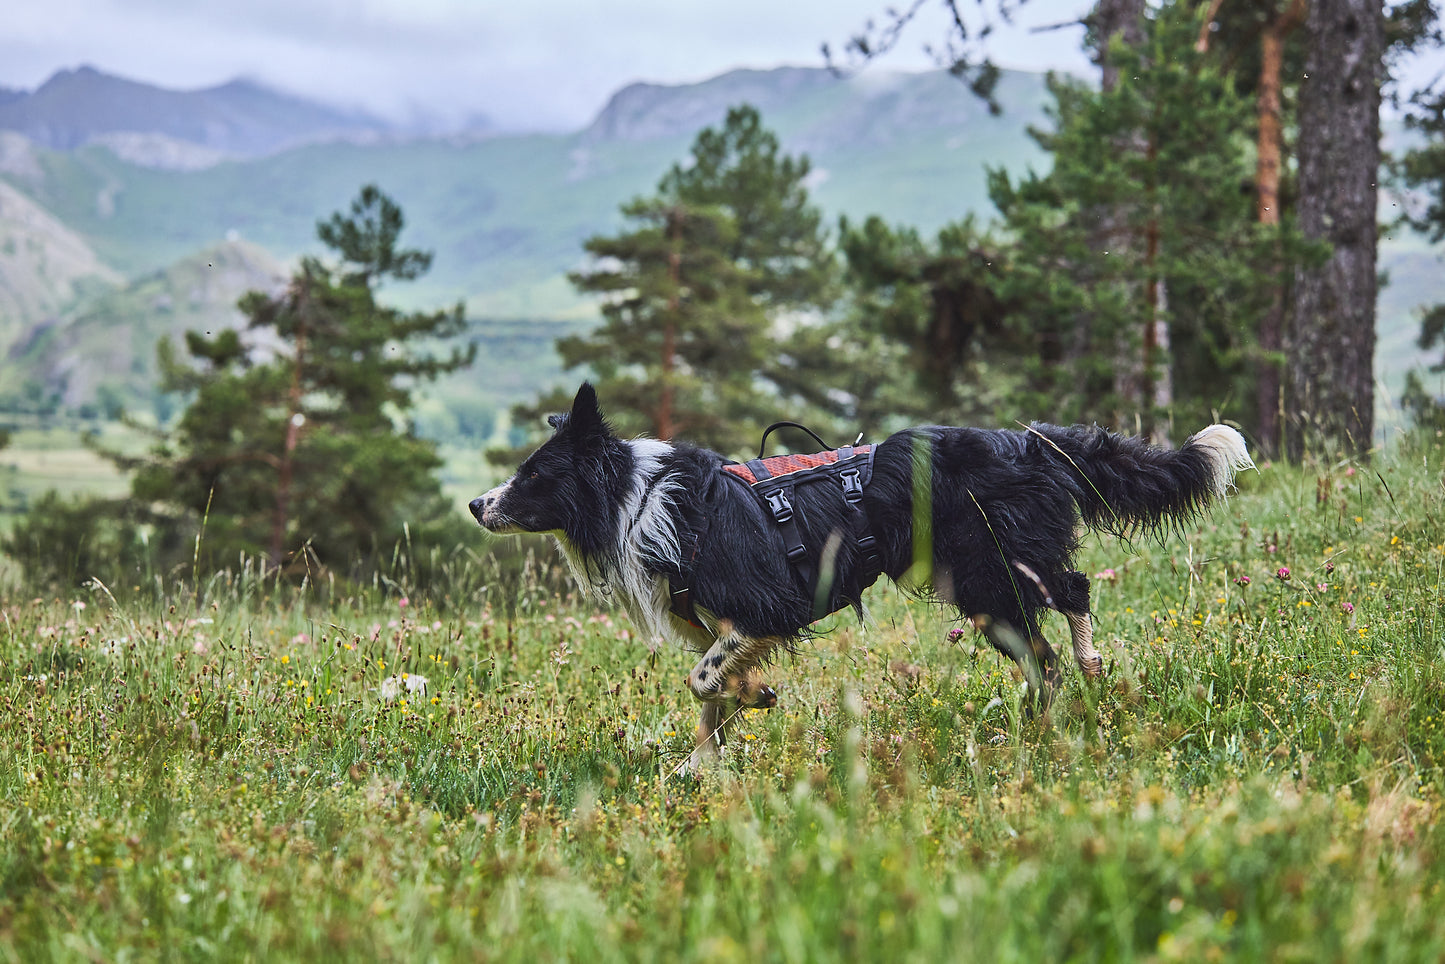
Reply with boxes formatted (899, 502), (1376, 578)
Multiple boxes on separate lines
(1254, 0), (1306, 458)
(657, 207), (683, 441)
(270, 296), (306, 571)
(1089, 0), (1156, 437)
(1286, 0), (1382, 461)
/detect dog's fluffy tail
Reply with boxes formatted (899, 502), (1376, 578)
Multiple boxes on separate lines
(1029, 422), (1254, 537)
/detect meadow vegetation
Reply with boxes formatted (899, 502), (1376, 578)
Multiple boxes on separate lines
(2, 430), (1443, 961)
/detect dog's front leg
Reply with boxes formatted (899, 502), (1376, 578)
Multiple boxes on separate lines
(689, 701), (727, 768)
(686, 633), (780, 708)
(681, 633), (781, 770)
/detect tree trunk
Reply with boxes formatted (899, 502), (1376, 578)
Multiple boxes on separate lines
(1254, 0), (1306, 458)
(1286, 0), (1382, 461)
(657, 207), (683, 441)
(1091, 0), (1146, 92)
(1141, 116), (1176, 446)
(1090, 0), (1154, 435)
(270, 307), (306, 571)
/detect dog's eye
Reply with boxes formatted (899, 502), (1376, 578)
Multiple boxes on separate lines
(529, 471), (540, 481)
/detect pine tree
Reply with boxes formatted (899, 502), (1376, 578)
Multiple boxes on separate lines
(1193, 0), (1309, 456)
(985, 4), (1286, 437)
(131, 185), (474, 573)
(775, 214), (1015, 438)
(502, 106), (834, 457)
(558, 197), (769, 450)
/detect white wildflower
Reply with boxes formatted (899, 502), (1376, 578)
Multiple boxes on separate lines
(379, 674), (429, 701)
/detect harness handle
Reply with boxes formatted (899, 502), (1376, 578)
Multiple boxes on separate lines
(757, 420), (832, 459)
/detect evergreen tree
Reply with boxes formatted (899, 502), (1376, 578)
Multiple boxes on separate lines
(501, 106), (834, 457)
(774, 214), (1015, 438)
(126, 185), (473, 574)
(1194, 0), (1310, 456)
(985, 4), (1287, 437)
(658, 106), (833, 312)
(559, 197), (768, 450)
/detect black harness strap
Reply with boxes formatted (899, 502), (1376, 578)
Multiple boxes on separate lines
(667, 426), (883, 629)
(668, 501), (710, 629)
(745, 456), (814, 591)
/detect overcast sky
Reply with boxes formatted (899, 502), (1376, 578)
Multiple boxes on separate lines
(1, 0), (1099, 131)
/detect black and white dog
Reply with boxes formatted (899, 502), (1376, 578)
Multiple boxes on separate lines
(471, 383), (1252, 765)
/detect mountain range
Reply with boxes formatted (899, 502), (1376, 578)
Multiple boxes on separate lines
(0, 66), (397, 163)
(0, 64), (1439, 438)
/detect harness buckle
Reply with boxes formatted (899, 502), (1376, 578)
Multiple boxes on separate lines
(840, 468), (864, 502)
(765, 488), (794, 523)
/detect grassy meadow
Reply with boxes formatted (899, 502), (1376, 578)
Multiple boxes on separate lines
(2, 431), (1444, 961)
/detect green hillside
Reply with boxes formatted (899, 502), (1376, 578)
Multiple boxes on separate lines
(0, 166), (121, 344)
(0, 239), (286, 417)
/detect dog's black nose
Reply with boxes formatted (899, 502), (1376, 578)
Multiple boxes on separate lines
(468, 497), (487, 521)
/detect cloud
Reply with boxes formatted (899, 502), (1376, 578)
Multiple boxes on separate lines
(0, 0), (1096, 131)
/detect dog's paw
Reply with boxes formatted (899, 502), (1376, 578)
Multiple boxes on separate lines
(739, 682), (778, 709)
(1078, 653), (1105, 677)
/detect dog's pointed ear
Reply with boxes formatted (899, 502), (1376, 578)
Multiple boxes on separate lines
(569, 382), (608, 436)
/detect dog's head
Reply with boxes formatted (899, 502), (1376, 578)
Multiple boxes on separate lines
(469, 383), (616, 538)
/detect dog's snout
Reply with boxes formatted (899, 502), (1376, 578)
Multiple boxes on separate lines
(469, 481), (516, 532)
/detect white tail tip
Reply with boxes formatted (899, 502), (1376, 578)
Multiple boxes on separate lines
(1188, 424), (1255, 497)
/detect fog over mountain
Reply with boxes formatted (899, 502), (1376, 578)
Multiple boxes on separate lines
(0, 0), (1098, 132)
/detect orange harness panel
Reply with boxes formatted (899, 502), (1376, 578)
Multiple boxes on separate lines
(722, 444), (873, 485)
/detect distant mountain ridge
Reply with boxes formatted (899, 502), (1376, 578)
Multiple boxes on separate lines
(0, 66), (394, 162)
(0, 65), (1054, 302)
(583, 66), (1040, 153)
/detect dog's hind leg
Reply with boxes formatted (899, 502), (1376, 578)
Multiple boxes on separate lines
(1026, 632), (1064, 699)
(1066, 611), (1103, 677)
(1054, 570), (1102, 676)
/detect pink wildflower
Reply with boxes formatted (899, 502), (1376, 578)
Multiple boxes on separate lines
(1234, 575), (1251, 587)
(1276, 567), (1291, 581)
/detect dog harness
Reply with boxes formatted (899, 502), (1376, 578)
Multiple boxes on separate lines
(669, 423), (885, 627)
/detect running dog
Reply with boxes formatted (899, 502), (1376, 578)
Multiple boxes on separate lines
(470, 384), (1252, 766)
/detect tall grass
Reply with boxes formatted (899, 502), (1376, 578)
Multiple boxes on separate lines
(2, 435), (1443, 961)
